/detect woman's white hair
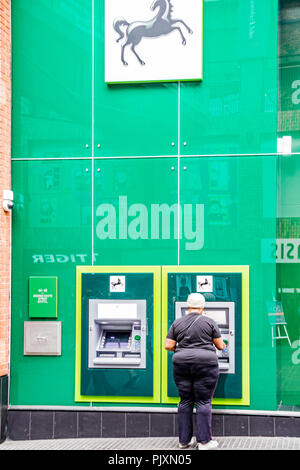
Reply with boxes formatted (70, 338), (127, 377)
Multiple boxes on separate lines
(187, 293), (205, 309)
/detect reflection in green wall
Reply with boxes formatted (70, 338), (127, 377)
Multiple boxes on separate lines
(93, 158), (178, 266)
(179, 156), (277, 410)
(181, 0), (277, 156)
(12, 0), (278, 159)
(276, 157), (300, 408)
(11, 0), (93, 158)
(10, 0), (280, 410)
(277, 0), (300, 409)
(10, 155), (278, 410)
(94, 0), (178, 158)
(11, 160), (92, 405)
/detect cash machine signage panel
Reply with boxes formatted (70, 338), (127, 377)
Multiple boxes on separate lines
(98, 302), (137, 319)
(163, 268), (248, 403)
(76, 267), (161, 403)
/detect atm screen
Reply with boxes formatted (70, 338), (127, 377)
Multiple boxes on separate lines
(104, 331), (130, 349)
(205, 309), (229, 328)
(205, 310), (227, 326)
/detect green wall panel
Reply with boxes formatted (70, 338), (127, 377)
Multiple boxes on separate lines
(12, 0), (92, 158)
(10, 160), (92, 405)
(94, 0), (178, 157)
(93, 158), (179, 266)
(179, 155), (278, 410)
(180, 0), (278, 156)
(276, 155), (300, 407)
(10, 156), (278, 409)
(277, 0), (300, 409)
(11, 0), (278, 159)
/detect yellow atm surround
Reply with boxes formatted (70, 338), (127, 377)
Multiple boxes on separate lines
(161, 265), (250, 406)
(75, 264), (249, 407)
(75, 265), (161, 404)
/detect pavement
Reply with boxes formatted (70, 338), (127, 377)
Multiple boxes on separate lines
(1, 436), (300, 450)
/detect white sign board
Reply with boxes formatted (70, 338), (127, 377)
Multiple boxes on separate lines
(196, 275), (213, 293)
(110, 275), (126, 292)
(105, 0), (203, 83)
(205, 310), (226, 326)
(98, 303), (137, 319)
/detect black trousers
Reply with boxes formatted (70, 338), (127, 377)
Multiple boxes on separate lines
(173, 362), (219, 444)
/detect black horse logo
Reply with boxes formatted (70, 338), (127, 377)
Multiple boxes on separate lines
(111, 278), (123, 288)
(113, 0), (193, 66)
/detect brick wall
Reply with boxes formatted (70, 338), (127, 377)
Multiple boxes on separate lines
(0, 0), (11, 378)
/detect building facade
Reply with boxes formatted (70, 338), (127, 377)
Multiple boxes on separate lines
(0, 0), (300, 441)
(0, 0), (11, 443)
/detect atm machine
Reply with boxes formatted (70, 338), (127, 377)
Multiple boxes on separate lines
(175, 302), (235, 373)
(76, 267), (161, 403)
(88, 299), (146, 369)
(162, 267), (247, 403)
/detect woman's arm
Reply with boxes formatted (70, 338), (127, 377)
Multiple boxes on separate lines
(165, 338), (177, 352)
(213, 337), (226, 350)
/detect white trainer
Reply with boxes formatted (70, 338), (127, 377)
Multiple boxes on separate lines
(197, 440), (219, 450)
(178, 437), (196, 449)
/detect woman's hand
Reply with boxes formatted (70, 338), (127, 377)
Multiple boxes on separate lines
(213, 337), (226, 351)
(165, 338), (177, 352)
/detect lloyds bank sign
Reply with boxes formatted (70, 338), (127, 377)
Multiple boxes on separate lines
(105, 0), (203, 83)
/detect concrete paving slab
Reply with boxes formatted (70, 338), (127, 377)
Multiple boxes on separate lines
(1, 436), (300, 450)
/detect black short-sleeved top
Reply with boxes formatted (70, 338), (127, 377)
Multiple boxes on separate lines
(167, 312), (221, 365)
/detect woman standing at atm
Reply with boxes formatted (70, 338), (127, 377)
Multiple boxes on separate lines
(165, 292), (226, 451)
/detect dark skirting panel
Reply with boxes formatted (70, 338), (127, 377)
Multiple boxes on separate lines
(0, 376), (8, 443)
(4, 409), (300, 441)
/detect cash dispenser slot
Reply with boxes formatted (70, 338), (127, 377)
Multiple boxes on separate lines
(88, 300), (146, 369)
(175, 301), (235, 374)
(94, 325), (141, 365)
